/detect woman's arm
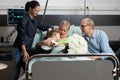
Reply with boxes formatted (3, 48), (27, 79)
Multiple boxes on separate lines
(36, 39), (52, 47)
(21, 44), (29, 63)
(18, 18), (30, 63)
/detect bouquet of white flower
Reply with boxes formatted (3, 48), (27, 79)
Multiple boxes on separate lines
(67, 34), (88, 54)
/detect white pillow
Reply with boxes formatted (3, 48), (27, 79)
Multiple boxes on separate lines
(68, 25), (82, 36)
(32, 29), (44, 48)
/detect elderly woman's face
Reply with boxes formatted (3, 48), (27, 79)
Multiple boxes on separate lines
(59, 25), (69, 38)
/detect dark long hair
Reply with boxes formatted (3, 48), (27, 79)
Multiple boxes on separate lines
(25, 1), (40, 12)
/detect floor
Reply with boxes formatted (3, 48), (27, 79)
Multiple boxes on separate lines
(0, 61), (24, 80)
(0, 61), (13, 80)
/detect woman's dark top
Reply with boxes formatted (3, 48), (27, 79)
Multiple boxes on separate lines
(13, 13), (49, 52)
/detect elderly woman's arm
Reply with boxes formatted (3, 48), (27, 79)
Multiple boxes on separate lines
(36, 39), (52, 47)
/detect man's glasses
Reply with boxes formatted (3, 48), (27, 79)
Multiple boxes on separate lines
(81, 25), (88, 27)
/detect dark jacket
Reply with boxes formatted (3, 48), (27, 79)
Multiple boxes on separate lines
(13, 13), (49, 52)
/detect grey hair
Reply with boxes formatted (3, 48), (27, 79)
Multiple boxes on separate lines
(59, 20), (71, 30)
(85, 18), (94, 27)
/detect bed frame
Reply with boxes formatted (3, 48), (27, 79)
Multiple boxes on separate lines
(25, 54), (119, 80)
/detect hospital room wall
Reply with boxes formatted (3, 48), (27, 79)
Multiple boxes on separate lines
(0, 0), (120, 41)
(0, 25), (120, 42)
(0, 0), (120, 10)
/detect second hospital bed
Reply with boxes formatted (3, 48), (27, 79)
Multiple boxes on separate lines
(25, 54), (119, 80)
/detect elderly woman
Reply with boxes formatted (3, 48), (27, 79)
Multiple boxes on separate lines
(50, 20), (71, 53)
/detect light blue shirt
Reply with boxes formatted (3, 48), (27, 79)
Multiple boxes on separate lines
(83, 29), (114, 56)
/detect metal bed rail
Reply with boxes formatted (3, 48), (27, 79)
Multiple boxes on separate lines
(25, 54), (120, 80)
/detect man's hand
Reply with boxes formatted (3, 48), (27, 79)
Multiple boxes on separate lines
(89, 56), (100, 60)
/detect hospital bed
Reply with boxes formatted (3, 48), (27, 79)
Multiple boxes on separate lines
(25, 54), (119, 80)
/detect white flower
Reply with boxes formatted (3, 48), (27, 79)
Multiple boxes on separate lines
(68, 34), (88, 54)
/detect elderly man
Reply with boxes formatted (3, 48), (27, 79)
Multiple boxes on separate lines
(80, 17), (115, 60)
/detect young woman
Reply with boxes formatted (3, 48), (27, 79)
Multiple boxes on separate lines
(12, 1), (50, 80)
